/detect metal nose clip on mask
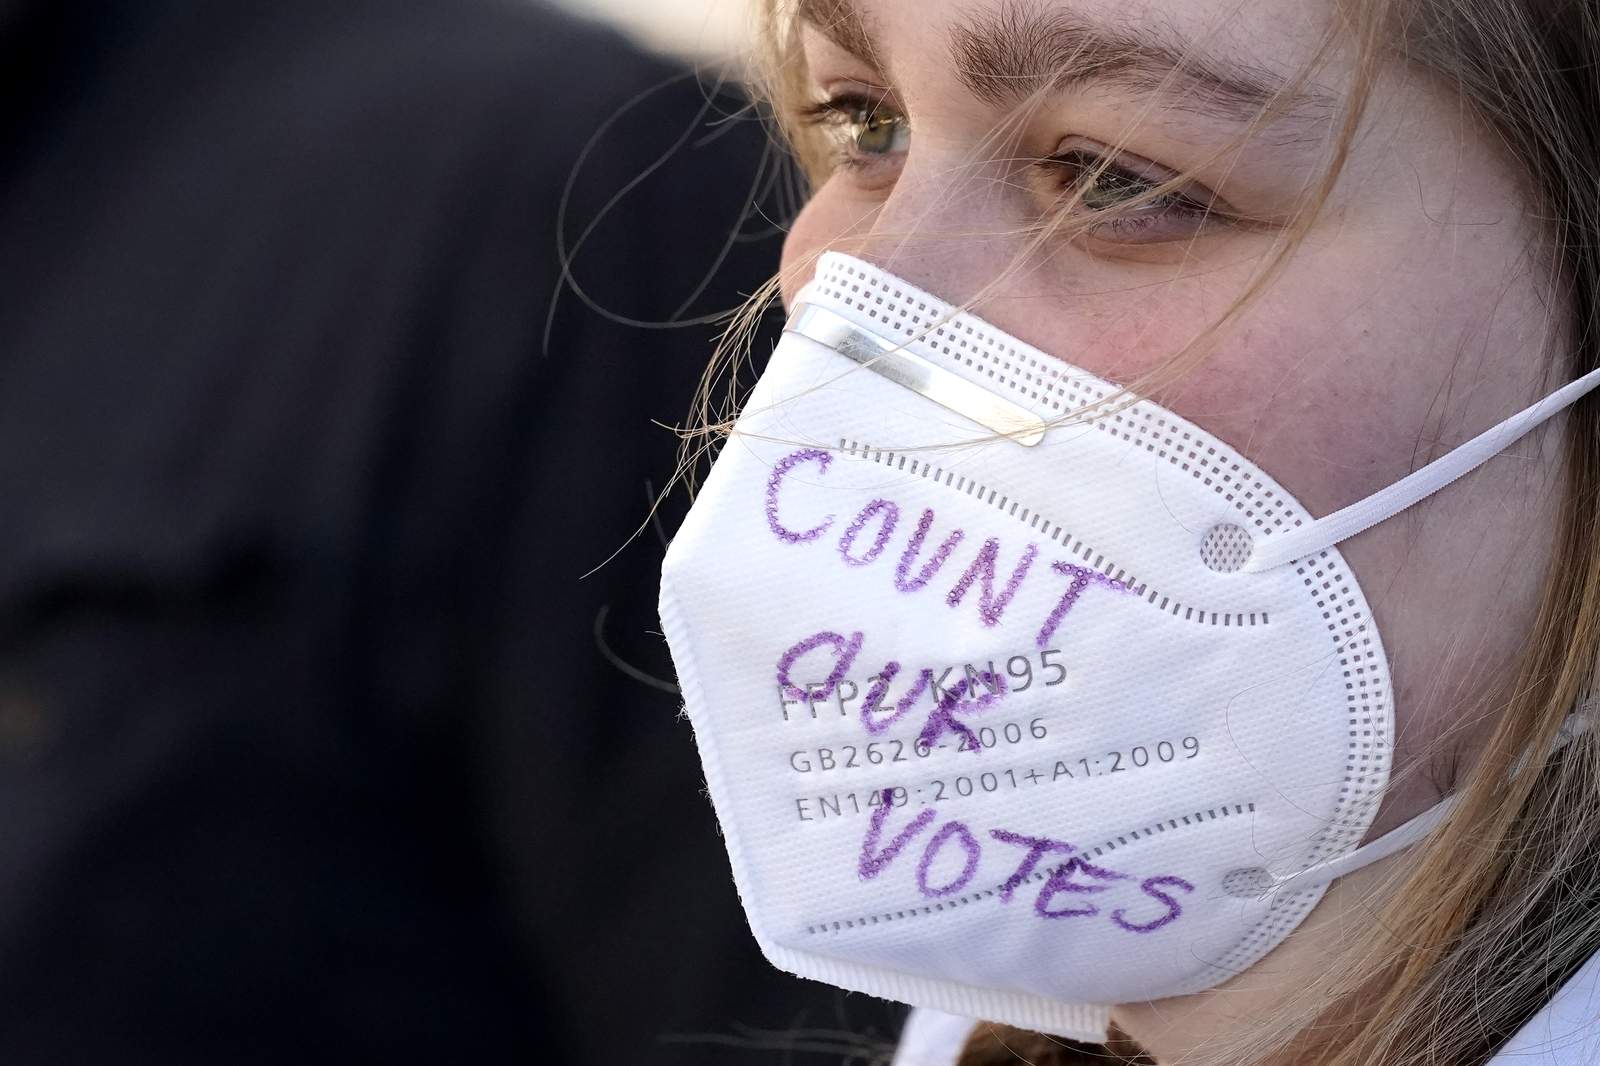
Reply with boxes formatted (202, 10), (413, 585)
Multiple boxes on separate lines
(657, 253), (1600, 1041)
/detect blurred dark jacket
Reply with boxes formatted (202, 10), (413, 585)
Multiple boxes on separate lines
(0, 0), (902, 1061)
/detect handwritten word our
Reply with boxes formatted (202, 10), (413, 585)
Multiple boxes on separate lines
(766, 448), (1129, 648)
(777, 630), (1007, 754)
(859, 790), (1194, 933)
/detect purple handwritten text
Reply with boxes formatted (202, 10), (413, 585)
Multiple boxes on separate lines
(1036, 563), (1130, 648)
(776, 630), (863, 703)
(1036, 856), (1129, 919)
(859, 794), (937, 880)
(839, 499), (900, 566)
(1111, 876), (1194, 933)
(916, 821), (981, 897)
(859, 662), (933, 736)
(766, 449), (834, 543)
(916, 670), (1007, 754)
(947, 539), (1039, 627)
(989, 829), (1075, 902)
(894, 509), (966, 592)
(852, 793), (1190, 935)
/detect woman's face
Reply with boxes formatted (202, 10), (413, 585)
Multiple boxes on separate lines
(779, 0), (1564, 1042)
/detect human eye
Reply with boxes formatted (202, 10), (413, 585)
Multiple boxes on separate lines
(1030, 140), (1232, 245)
(798, 91), (910, 182)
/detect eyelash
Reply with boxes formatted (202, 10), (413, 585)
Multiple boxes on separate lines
(797, 93), (1231, 241)
(1032, 149), (1221, 238)
(798, 94), (907, 173)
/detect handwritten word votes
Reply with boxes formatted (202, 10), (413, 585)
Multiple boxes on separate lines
(859, 790), (1194, 932)
(765, 448), (1130, 647)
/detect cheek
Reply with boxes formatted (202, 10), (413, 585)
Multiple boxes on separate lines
(980, 271), (1397, 518)
(1044, 271), (1444, 519)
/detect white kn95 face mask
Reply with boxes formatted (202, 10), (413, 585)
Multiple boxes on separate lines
(658, 253), (1600, 1041)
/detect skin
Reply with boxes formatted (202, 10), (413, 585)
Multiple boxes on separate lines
(776, 0), (1566, 1059)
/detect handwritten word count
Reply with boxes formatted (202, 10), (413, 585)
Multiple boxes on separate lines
(765, 448), (1130, 647)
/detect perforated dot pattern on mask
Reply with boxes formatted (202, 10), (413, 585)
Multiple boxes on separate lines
(1221, 867), (1276, 899)
(1199, 524), (1254, 573)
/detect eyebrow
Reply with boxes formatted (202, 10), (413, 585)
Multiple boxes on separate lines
(798, 0), (1334, 129)
(797, 0), (884, 71)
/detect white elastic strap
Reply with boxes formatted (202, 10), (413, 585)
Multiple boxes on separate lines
(1242, 365), (1600, 573)
(1264, 795), (1459, 899)
(1267, 711), (1589, 899)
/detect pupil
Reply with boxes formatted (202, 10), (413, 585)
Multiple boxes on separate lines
(1080, 167), (1151, 210)
(856, 112), (900, 154)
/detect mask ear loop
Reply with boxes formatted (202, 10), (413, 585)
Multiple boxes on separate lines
(1263, 710), (1595, 900)
(1241, 365), (1600, 574)
(1263, 796), (1461, 899)
(1245, 370), (1600, 888)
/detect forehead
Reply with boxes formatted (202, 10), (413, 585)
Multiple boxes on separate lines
(806, 0), (1340, 90)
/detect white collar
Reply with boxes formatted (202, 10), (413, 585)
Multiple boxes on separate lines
(1489, 949), (1600, 1062)
(889, 1009), (974, 1066)
(889, 951), (1600, 1066)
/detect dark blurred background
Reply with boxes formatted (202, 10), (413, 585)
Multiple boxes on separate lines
(0, 0), (903, 1061)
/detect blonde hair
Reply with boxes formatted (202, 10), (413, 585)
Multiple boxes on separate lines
(714, 0), (1600, 1063)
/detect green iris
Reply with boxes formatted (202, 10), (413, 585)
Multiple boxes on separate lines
(1078, 165), (1155, 210)
(850, 109), (908, 156)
